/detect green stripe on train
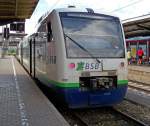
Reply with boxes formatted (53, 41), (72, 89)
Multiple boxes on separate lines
(47, 79), (79, 88)
(117, 80), (128, 85)
(41, 74), (128, 88)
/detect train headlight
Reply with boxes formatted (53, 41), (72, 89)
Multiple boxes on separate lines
(120, 62), (124, 68)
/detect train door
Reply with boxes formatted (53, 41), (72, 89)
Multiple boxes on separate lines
(31, 37), (36, 78)
(29, 39), (32, 75)
(21, 43), (23, 64)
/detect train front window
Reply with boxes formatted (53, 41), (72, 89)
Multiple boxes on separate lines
(60, 12), (125, 58)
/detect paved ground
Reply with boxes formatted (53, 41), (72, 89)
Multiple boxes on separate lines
(0, 56), (70, 126)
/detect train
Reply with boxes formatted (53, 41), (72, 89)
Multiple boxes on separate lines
(16, 7), (128, 108)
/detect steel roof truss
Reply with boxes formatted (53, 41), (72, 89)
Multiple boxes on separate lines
(137, 24), (150, 31)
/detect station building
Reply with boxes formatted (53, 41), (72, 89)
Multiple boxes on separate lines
(126, 37), (150, 62)
(123, 15), (150, 63)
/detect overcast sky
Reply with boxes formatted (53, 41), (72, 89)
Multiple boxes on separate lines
(25, 0), (150, 34)
(1, 0), (150, 34)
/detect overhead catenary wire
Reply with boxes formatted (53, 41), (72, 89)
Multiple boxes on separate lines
(36, 0), (61, 26)
(110, 0), (145, 13)
(48, 0), (61, 11)
(45, 0), (61, 18)
(123, 13), (150, 22)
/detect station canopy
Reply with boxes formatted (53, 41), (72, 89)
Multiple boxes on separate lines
(0, 0), (39, 26)
(123, 14), (150, 39)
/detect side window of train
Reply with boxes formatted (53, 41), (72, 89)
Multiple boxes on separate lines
(47, 22), (53, 42)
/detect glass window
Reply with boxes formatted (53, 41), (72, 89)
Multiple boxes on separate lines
(60, 12), (125, 58)
(47, 22), (53, 42)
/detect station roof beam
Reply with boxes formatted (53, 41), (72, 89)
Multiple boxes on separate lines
(0, 0), (39, 25)
(123, 15), (150, 38)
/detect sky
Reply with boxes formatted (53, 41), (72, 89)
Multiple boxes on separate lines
(1, 0), (150, 34)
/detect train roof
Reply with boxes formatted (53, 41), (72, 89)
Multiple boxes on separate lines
(37, 7), (119, 25)
(54, 8), (116, 17)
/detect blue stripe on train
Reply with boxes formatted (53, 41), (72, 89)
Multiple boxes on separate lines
(57, 85), (127, 108)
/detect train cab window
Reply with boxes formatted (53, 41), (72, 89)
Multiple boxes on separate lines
(47, 22), (53, 42)
(38, 24), (46, 33)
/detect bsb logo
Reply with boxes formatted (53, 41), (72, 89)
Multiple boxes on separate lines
(68, 62), (101, 71)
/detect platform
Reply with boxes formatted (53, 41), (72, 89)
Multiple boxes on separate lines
(0, 56), (69, 126)
(128, 65), (150, 84)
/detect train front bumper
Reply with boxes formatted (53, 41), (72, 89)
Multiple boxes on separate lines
(59, 85), (128, 108)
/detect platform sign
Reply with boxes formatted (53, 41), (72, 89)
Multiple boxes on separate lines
(10, 22), (25, 32)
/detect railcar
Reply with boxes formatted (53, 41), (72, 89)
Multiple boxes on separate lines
(20, 8), (128, 108)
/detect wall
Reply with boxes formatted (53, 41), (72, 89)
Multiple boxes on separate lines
(128, 65), (150, 84)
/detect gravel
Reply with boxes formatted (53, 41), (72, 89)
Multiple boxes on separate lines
(115, 99), (150, 125)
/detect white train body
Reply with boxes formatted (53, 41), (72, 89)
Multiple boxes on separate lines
(20, 8), (128, 108)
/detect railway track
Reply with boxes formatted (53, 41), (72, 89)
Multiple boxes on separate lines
(128, 81), (150, 93)
(61, 107), (148, 126)
(113, 108), (148, 126)
(35, 78), (150, 126)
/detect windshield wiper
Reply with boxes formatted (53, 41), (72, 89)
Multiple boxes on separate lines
(64, 34), (102, 64)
